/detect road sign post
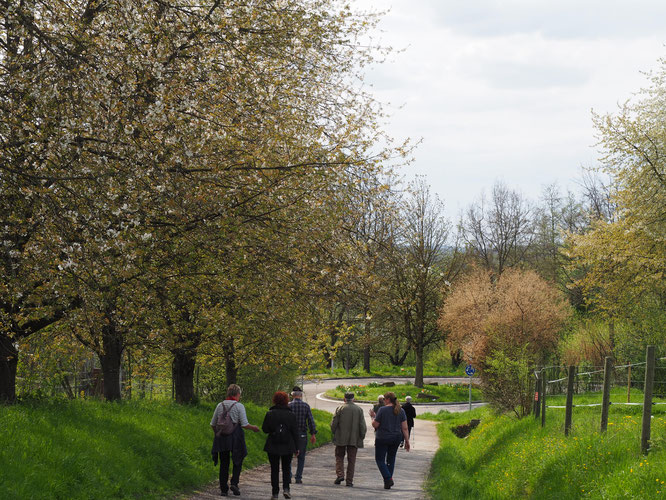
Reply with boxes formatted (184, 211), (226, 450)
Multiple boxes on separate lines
(465, 364), (476, 411)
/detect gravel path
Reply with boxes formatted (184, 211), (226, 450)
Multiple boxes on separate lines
(185, 377), (481, 500)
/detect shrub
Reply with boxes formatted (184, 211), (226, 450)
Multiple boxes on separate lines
(482, 345), (533, 417)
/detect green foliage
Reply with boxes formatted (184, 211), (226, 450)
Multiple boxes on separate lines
(559, 316), (612, 367)
(427, 399), (666, 499)
(309, 354), (466, 379)
(0, 399), (332, 499)
(482, 345), (534, 418)
(326, 383), (481, 403)
(198, 363), (300, 405)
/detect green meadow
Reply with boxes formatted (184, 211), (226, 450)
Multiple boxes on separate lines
(0, 399), (332, 500)
(424, 389), (666, 499)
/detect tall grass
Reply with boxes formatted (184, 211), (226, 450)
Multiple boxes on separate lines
(426, 389), (666, 499)
(0, 399), (332, 499)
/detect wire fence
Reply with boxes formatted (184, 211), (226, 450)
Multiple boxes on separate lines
(16, 369), (175, 401)
(533, 345), (663, 454)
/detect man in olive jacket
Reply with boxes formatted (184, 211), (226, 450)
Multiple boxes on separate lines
(330, 392), (367, 487)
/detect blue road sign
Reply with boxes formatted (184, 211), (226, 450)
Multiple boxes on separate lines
(465, 364), (476, 377)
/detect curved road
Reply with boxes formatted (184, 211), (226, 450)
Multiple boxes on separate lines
(303, 377), (485, 415)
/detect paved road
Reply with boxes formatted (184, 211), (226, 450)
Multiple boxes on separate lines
(303, 377), (485, 415)
(185, 377), (483, 500)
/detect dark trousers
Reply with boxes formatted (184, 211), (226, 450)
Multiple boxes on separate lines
(334, 445), (358, 484)
(268, 453), (292, 495)
(375, 439), (400, 481)
(293, 434), (308, 480)
(219, 451), (243, 493)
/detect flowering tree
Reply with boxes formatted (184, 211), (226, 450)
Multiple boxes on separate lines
(440, 267), (570, 415)
(1, 0), (403, 401)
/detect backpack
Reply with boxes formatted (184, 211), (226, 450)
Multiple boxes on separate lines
(271, 422), (290, 445)
(215, 401), (238, 437)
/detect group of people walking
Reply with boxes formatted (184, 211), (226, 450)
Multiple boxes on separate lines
(210, 383), (416, 498)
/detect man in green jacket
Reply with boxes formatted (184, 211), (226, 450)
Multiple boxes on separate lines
(330, 392), (367, 487)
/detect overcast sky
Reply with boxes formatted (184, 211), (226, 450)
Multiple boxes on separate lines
(355, 0), (666, 218)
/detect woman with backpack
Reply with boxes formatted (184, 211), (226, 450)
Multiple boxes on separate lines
(262, 391), (300, 499)
(211, 384), (260, 496)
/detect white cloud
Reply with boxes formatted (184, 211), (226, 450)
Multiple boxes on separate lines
(354, 0), (666, 218)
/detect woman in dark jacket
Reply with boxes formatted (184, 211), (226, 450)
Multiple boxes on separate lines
(262, 391), (299, 499)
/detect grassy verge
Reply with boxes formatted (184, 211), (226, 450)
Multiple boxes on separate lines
(425, 388), (666, 499)
(326, 382), (482, 403)
(0, 398), (332, 500)
(309, 366), (466, 379)
(307, 348), (467, 379)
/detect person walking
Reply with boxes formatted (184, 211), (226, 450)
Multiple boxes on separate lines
(210, 384), (260, 497)
(400, 395), (416, 447)
(330, 392), (367, 487)
(369, 395), (384, 418)
(372, 391), (410, 489)
(288, 386), (317, 484)
(262, 391), (300, 500)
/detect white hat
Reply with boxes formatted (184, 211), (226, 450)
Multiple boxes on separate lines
(405, 396), (412, 402)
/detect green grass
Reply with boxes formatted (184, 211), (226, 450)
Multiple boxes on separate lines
(0, 398), (332, 500)
(310, 365), (466, 379)
(308, 359), (466, 379)
(425, 388), (666, 499)
(325, 382), (482, 403)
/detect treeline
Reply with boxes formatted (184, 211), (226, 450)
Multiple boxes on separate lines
(440, 58), (666, 415)
(3, 2), (664, 408)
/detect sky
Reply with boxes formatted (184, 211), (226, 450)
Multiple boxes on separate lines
(354, 0), (666, 219)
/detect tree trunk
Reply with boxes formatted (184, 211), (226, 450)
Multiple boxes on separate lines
(363, 309), (370, 372)
(223, 337), (237, 385)
(450, 349), (463, 368)
(98, 323), (124, 401)
(414, 287), (426, 388)
(415, 344), (424, 388)
(172, 348), (196, 404)
(0, 334), (18, 403)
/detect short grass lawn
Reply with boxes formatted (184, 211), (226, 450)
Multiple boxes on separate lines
(325, 382), (482, 403)
(309, 364), (466, 379)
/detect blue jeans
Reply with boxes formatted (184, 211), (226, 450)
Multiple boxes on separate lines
(292, 434), (308, 480)
(375, 438), (401, 481)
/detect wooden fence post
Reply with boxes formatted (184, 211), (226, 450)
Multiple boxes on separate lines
(565, 365), (575, 436)
(627, 363), (631, 403)
(541, 370), (547, 428)
(534, 371), (541, 419)
(641, 345), (655, 454)
(536, 373), (542, 419)
(600, 356), (613, 432)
